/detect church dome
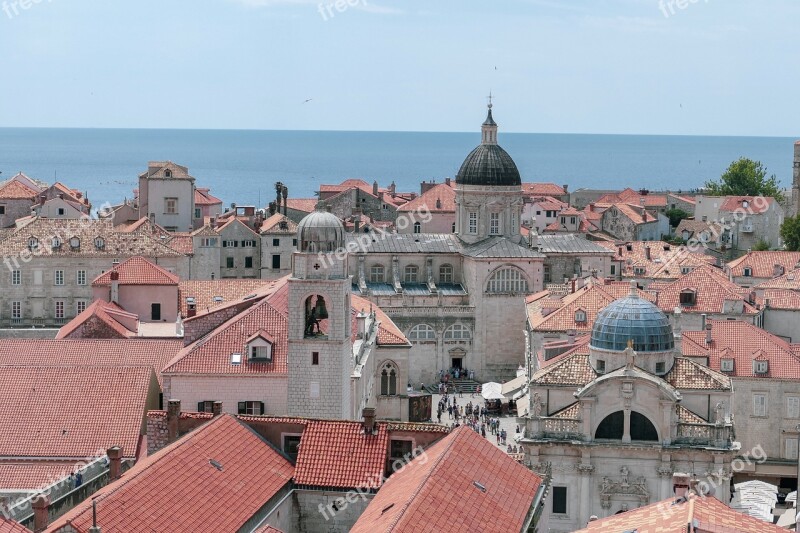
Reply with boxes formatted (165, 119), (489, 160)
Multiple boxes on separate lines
(590, 288), (674, 353)
(455, 105), (521, 187)
(297, 204), (345, 253)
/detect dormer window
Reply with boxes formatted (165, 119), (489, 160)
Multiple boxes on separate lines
(94, 237), (105, 250)
(681, 266), (692, 275)
(164, 169), (172, 178)
(27, 237), (39, 251)
(754, 360), (768, 374)
(679, 289), (697, 306)
(51, 237), (62, 250)
(69, 237), (80, 250)
(626, 244), (633, 252)
(721, 359), (735, 372)
(633, 267), (646, 275)
(743, 267), (752, 277)
(574, 309), (587, 324)
(246, 331), (274, 362)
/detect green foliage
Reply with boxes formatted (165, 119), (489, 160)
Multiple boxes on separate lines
(781, 215), (800, 251)
(704, 158), (785, 202)
(752, 238), (771, 251)
(665, 208), (690, 228)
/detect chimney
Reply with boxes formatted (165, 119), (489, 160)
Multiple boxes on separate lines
(107, 446), (123, 481)
(567, 330), (576, 345)
(700, 313), (706, 331)
(618, 246), (623, 257)
(166, 399), (181, 442)
(32, 494), (50, 532)
(110, 271), (120, 304)
(39, 194), (46, 206)
(372, 181), (379, 196)
(445, 177), (451, 186)
(705, 322), (712, 345)
(672, 473), (691, 499)
(362, 407), (376, 435)
(562, 184), (569, 194)
(436, 198), (442, 210)
(212, 401), (223, 417)
(389, 181), (396, 195)
(644, 246), (651, 261)
(588, 203), (595, 213)
(88, 499), (101, 533)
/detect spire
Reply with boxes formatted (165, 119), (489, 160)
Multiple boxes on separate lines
(481, 93), (498, 145)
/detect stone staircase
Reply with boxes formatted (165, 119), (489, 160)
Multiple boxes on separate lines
(424, 378), (482, 395)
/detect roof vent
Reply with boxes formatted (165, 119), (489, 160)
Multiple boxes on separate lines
(380, 503), (395, 515)
(209, 459), (224, 471)
(472, 481), (487, 493)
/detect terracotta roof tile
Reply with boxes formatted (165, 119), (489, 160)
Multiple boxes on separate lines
(0, 366), (154, 459)
(260, 213), (298, 234)
(397, 182), (455, 213)
(166, 232), (194, 254)
(0, 339), (182, 388)
(352, 294), (409, 346)
(676, 405), (706, 424)
(531, 353), (596, 386)
(665, 358), (730, 390)
(611, 202), (657, 224)
(521, 183), (566, 196)
(683, 319), (800, 379)
(654, 264), (756, 315)
(284, 198), (318, 214)
(194, 188), (222, 206)
(253, 526), (284, 533)
(757, 288), (800, 309)
(0, 462), (78, 490)
(55, 299), (138, 339)
(550, 402), (581, 419)
(0, 180), (37, 200)
(719, 195), (775, 214)
(178, 279), (273, 317)
(350, 426), (543, 533)
(576, 493), (787, 533)
(92, 256), (179, 286)
(727, 251), (800, 279)
(47, 415), (294, 533)
(0, 518), (30, 533)
(294, 420), (389, 488)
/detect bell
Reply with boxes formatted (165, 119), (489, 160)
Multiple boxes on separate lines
(315, 297), (329, 320)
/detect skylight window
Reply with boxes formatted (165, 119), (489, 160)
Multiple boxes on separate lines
(231, 353), (242, 365)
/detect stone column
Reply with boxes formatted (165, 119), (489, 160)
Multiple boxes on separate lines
(578, 462), (595, 526)
(622, 408), (631, 443)
(658, 464), (673, 500)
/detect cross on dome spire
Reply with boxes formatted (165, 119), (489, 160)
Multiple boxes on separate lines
(481, 93), (498, 145)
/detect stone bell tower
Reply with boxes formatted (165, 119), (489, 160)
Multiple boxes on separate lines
(791, 141), (800, 217)
(287, 204), (353, 420)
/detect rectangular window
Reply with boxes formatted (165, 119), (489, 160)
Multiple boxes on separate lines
(242, 240), (257, 247)
(194, 208), (201, 219)
(54, 270), (64, 286)
(226, 257), (234, 268)
(11, 270), (20, 285)
(222, 240), (238, 248)
(201, 237), (217, 247)
(293, 239), (298, 247)
(753, 393), (767, 417)
(237, 401), (264, 415)
(312, 351), (319, 365)
(0, 206), (5, 215)
(310, 381), (320, 399)
(76, 301), (87, 314)
(610, 265), (616, 275)
(788, 397), (800, 419)
(197, 401), (215, 413)
(489, 212), (500, 235)
(655, 362), (665, 374)
(390, 439), (413, 460)
(468, 212), (478, 234)
(283, 435), (301, 460)
(272, 254), (281, 269)
(552, 486), (567, 514)
(165, 197), (178, 214)
(58, 208), (65, 216)
(245, 256), (253, 269)
(76, 270), (86, 285)
(787, 438), (799, 460)
(55, 301), (65, 319)
(11, 301), (21, 319)
(273, 238), (280, 246)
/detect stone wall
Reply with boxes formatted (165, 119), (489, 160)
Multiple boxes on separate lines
(294, 489), (373, 533)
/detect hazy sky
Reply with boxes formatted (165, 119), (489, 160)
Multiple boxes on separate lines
(1, 0), (798, 136)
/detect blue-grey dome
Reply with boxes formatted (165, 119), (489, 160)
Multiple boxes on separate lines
(456, 144), (522, 187)
(297, 204), (345, 252)
(590, 293), (674, 353)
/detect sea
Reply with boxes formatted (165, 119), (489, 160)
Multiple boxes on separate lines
(0, 128), (796, 209)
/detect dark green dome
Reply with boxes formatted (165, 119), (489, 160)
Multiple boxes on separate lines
(456, 144), (521, 187)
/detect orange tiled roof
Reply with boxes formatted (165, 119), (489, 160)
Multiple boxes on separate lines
(757, 288), (800, 309)
(727, 250), (800, 279)
(55, 299), (138, 340)
(596, 240), (716, 278)
(521, 182), (566, 196)
(47, 414), (294, 533)
(611, 202), (657, 224)
(92, 256), (180, 286)
(284, 198), (318, 214)
(352, 293), (409, 346)
(178, 279), (272, 317)
(0, 180), (37, 200)
(676, 405), (706, 424)
(0, 338), (182, 388)
(0, 366), (154, 459)
(260, 213), (298, 234)
(194, 187), (222, 206)
(350, 426), (543, 533)
(166, 232), (194, 254)
(618, 187), (668, 207)
(653, 264), (756, 315)
(294, 420), (389, 488)
(664, 358), (731, 390)
(531, 353), (596, 386)
(576, 492), (787, 533)
(0, 518), (29, 533)
(756, 268), (800, 290)
(0, 462), (78, 491)
(397, 182), (455, 213)
(719, 195), (775, 214)
(253, 526), (284, 533)
(683, 319), (800, 379)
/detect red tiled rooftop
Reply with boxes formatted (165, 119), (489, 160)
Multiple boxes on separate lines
(653, 264), (756, 315)
(0, 518), (30, 533)
(178, 279), (273, 317)
(521, 182), (566, 196)
(719, 195), (774, 214)
(351, 426), (543, 533)
(92, 256), (180, 286)
(47, 414), (294, 533)
(0, 180), (37, 200)
(294, 420), (389, 488)
(576, 493), (786, 533)
(55, 299), (138, 340)
(727, 250), (800, 279)
(260, 213), (298, 234)
(397, 182), (455, 213)
(0, 366), (155, 459)
(284, 198), (318, 213)
(0, 462), (77, 491)
(194, 187), (222, 206)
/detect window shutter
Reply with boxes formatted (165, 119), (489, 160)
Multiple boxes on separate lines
(259, 402), (265, 415)
(197, 402), (205, 412)
(222, 241), (227, 248)
(237, 402), (246, 414)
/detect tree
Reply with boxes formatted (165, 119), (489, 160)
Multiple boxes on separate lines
(665, 208), (689, 228)
(752, 238), (771, 251)
(781, 215), (800, 251)
(704, 158), (785, 202)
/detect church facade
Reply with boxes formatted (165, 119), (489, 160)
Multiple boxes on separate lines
(340, 104), (545, 385)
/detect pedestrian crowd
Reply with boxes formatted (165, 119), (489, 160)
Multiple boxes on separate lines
(436, 392), (523, 456)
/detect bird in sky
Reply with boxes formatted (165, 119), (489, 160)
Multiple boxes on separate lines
(303, 98), (313, 104)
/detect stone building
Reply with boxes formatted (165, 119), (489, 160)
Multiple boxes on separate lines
(694, 195), (784, 250)
(318, 179), (413, 224)
(345, 104), (545, 385)
(395, 181), (455, 234)
(535, 234), (615, 285)
(137, 161), (197, 232)
(725, 250), (800, 287)
(0, 177), (39, 228)
(217, 217), (261, 279)
(599, 203), (667, 241)
(259, 213), (297, 279)
(524, 285), (738, 531)
(790, 140), (800, 218)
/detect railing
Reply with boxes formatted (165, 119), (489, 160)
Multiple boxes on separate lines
(675, 423), (734, 447)
(540, 417), (583, 440)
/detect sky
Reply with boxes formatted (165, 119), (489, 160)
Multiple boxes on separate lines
(1, 0), (798, 136)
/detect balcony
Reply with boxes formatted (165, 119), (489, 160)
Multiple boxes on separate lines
(675, 422), (735, 448)
(538, 417), (584, 440)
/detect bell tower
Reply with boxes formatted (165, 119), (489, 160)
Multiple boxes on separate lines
(287, 204), (353, 420)
(791, 141), (800, 217)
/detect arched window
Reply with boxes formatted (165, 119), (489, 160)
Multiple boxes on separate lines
(574, 309), (587, 324)
(164, 169), (172, 178)
(595, 411), (658, 441)
(27, 237), (39, 251)
(94, 237), (105, 250)
(404, 265), (419, 283)
(51, 237), (62, 250)
(413, 221), (421, 234)
(380, 363), (398, 396)
(486, 267), (528, 293)
(408, 324), (436, 341)
(304, 295), (329, 337)
(444, 324), (471, 340)
(439, 264), (453, 284)
(369, 264), (385, 283)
